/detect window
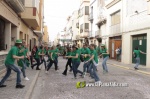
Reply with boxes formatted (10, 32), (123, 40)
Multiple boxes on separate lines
(85, 23), (89, 32)
(80, 24), (83, 33)
(0, 19), (5, 51)
(111, 11), (120, 26)
(85, 6), (89, 15)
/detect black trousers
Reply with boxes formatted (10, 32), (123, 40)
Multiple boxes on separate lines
(41, 58), (47, 70)
(47, 59), (58, 71)
(32, 58), (42, 69)
(62, 59), (72, 75)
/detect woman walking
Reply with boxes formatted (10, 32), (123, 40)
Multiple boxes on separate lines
(65, 45), (83, 79)
(133, 46), (146, 70)
(62, 47), (72, 76)
(99, 44), (109, 74)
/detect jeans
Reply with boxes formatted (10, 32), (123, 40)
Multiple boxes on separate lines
(21, 60), (27, 78)
(134, 57), (140, 68)
(102, 56), (109, 72)
(63, 58), (72, 75)
(0, 64), (22, 85)
(47, 59), (58, 71)
(83, 61), (90, 73)
(32, 58), (42, 69)
(72, 61), (83, 77)
(41, 57), (47, 70)
(89, 63), (100, 82)
(55, 57), (58, 66)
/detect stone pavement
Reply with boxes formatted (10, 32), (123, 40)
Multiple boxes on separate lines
(0, 64), (41, 99)
(31, 57), (150, 99)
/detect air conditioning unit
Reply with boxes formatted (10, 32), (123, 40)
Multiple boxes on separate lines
(5, 0), (25, 13)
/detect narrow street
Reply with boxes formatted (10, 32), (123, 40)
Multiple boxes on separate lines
(30, 57), (150, 99)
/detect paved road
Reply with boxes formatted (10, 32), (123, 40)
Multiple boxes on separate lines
(31, 57), (150, 99)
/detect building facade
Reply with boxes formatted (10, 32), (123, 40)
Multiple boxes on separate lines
(43, 26), (49, 45)
(0, 0), (44, 71)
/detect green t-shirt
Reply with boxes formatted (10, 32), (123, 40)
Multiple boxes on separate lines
(83, 48), (91, 61)
(5, 46), (18, 65)
(134, 50), (140, 58)
(18, 46), (28, 56)
(71, 50), (80, 62)
(55, 48), (59, 57)
(66, 52), (72, 56)
(51, 50), (57, 60)
(40, 49), (46, 54)
(96, 46), (101, 55)
(101, 48), (109, 58)
(34, 50), (40, 59)
(91, 49), (98, 64)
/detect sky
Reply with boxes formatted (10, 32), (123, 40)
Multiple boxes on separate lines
(44, 0), (80, 42)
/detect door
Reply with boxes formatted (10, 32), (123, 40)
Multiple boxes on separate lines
(132, 35), (147, 65)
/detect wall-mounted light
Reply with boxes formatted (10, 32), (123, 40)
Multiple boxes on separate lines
(135, 10), (139, 14)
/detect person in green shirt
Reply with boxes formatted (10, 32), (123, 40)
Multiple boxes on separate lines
(46, 46), (58, 73)
(99, 44), (109, 74)
(39, 46), (47, 70)
(85, 44), (101, 83)
(133, 46), (146, 70)
(0, 40), (26, 88)
(17, 40), (30, 81)
(31, 46), (44, 70)
(62, 47), (72, 76)
(82, 44), (91, 78)
(65, 45), (83, 79)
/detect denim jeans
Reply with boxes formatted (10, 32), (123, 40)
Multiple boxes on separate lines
(134, 57), (140, 68)
(21, 60), (27, 78)
(102, 56), (109, 72)
(0, 64), (22, 85)
(89, 63), (100, 82)
(88, 63), (94, 78)
(83, 61), (90, 73)
(55, 57), (58, 66)
(63, 58), (72, 75)
(72, 61), (83, 77)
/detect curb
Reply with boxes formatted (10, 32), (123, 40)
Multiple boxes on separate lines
(24, 69), (41, 99)
(108, 63), (150, 76)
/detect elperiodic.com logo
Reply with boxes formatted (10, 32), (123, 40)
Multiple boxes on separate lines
(76, 81), (128, 88)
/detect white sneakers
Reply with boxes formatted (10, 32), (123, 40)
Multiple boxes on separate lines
(24, 77), (29, 81)
(45, 71), (48, 74)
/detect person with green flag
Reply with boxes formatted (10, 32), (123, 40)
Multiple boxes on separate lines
(17, 40), (30, 81)
(0, 40), (26, 88)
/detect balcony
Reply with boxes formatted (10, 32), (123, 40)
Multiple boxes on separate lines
(88, 31), (95, 38)
(5, 0), (25, 13)
(21, 7), (40, 29)
(76, 35), (80, 40)
(76, 23), (79, 28)
(80, 32), (89, 38)
(110, 23), (121, 35)
(88, 13), (93, 22)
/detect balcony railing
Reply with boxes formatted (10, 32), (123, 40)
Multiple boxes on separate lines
(88, 13), (93, 22)
(110, 23), (121, 34)
(76, 35), (80, 40)
(5, 0), (25, 13)
(95, 30), (101, 38)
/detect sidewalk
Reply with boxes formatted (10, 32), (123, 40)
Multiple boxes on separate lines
(101, 59), (150, 73)
(0, 65), (41, 99)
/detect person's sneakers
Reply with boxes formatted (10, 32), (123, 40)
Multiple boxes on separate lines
(134, 67), (139, 70)
(62, 73), (67, 76)
(82, 72), (86, 78)
(0, 85), (7, 88)
(16, 84), (25, 89)
(69, 69), (72, 72)
(36, 68), (41, 70)
(31, 66), (34, 69)
(45, 71), (48, 74)
(24, 77), (29, 81)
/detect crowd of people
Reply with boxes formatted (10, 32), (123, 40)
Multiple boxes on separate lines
(0, 39), (146, 89)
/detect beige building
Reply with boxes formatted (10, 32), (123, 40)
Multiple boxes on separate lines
(0, 0), (44, 70)
(43, 26), (49, 45)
